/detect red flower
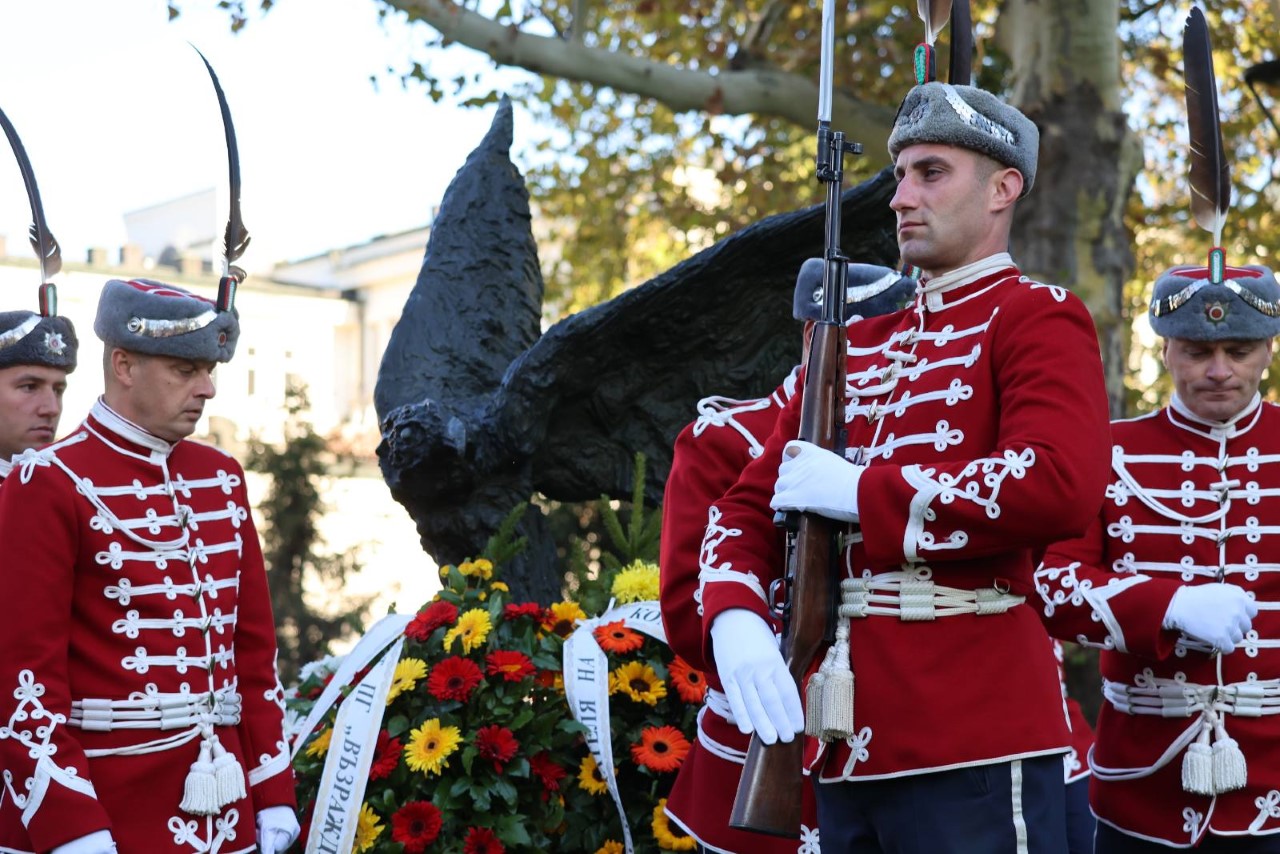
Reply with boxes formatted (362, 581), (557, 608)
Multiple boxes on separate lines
(427, 656), (484, 701)
(391, 800), (443, 853)
(503, 602), (544, 622)
(463, 827), (505, 854)
(368, 729), (402, 781)
(528, 750), (567, 801)
(593, 619), (645, 654)
(485, 650), (536, 683)
(406, 600), (460, 641)
(669, 656), (707, 704)
(630, 725), (691, 773)
(474, 724), (520, 773)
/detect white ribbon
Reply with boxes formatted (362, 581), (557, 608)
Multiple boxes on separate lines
(562, 600), (668, 854)
(303, 634), (405, 854)
(289, 613), (413, 760)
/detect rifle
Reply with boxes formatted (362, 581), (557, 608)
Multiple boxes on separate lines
(728, 0), (859, 837)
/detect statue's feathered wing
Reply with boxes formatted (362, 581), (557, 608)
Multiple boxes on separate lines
(375, 98), (898, 512)
(1183, 6), (1230, 246)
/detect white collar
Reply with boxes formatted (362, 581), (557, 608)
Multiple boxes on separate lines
(782, 364), (802, 400)
(1168, 393), (1262, 440)
(918, 253), (1016, 311)
(919, 253), (1015, 295)
(91, 399), (175, 456)
(0, 457), (11, 479)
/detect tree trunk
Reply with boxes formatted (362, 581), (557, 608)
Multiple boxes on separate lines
(1000, 0), (1139, 419)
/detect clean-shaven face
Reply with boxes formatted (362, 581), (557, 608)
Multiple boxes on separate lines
(0, 364), (68, 458)
(1162, 337), (1274, 422)
(121, 354), (217, 442)
(891, 143), (1004, 277)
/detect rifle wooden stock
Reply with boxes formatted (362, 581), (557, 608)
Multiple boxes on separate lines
(729, 319), (845, 837)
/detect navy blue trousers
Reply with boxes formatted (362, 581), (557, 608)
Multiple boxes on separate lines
(1065, 777), (1096, 854)
(1095, 822), (1280, 853)
(812, 755), (1068, 853)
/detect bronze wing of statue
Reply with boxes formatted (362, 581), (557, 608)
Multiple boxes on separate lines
(375, 97), (897, 602)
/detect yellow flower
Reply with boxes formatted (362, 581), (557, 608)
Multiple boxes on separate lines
(304, 726), (332, 758)
(458, 557), (494, 580)
(491, 580), (509, 592)
(353, 803), (383, 853)
(652, 798), (697, 851)
(544, 601), (588, 637)
(577, 754), (609, 795)
(443, 608), (492, 653)
(610, 661), (667, 705)
(438, 564), (453, 580)
(594, 842), (624, 854)
(611, 561), (660, 604)
(404, 718), (463, 776)
(385, 657), (427, 705)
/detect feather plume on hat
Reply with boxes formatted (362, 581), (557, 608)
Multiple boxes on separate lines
(1147, 7), (1280, 341)
(1182, 6), (1231, 282)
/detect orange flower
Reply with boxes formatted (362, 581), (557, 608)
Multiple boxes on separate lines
(593, 620), (644, 654)
(669, 656), (707, 704)
(630, 725), (690, 773)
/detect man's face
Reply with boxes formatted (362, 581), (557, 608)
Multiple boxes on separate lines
(1162, 337), (1274, 422)
(0, 364), (68, 458)
(121, 353), (217, 443)
(890, 143), (1007, 277)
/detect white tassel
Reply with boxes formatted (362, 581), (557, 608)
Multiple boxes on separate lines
(816, 619), (854, 742)
(1211, 720), (1247, 794)
(819, 667), (855, 742)
(180, 740), (220, 816)
(1181, 723), (1215, 796)
(211, 738), (247, 804)
(804, 671), (827, 739)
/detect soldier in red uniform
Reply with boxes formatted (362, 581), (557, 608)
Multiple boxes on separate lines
(660, 260), (914, 853)
(697, 81), (1112, 852)
(1036, 262), (1280, 851)
(0, 310), (77, 479)
(0, 279), (298, 854)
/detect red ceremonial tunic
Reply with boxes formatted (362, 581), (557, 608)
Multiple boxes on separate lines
(660, 372), (821, 852)
(0, 401), (295, 853)
(699, 255), (1112, 783)
(1037, 397), (1280, 846)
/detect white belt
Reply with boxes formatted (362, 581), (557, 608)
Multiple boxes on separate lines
(805, 573), (1023, 745)
(1093, 676), (1280, 796)
(840, 574), (1025, 621)
(69, 688), (248, 816)
(1104, 677), (1280, 719)
(70, 690), (242, 732)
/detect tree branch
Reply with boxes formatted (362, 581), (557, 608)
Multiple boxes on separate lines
(393, 0), (895, 164)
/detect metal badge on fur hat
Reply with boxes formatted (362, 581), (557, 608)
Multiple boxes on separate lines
(0, 310), (77, 372)
(94, 279), (239, 362)
(793, 258), (917, 322)
(1149, 265), (1280, 341)
(888, 82), (1039, 196)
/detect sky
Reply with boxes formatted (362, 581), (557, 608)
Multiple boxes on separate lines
(0, 0), (532, 274)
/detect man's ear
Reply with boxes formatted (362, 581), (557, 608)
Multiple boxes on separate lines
(990, 167), (1024, 213)
(110, 348), (134, 388)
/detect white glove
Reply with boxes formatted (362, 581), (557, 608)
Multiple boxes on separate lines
(770, 440), (865, 523)
(52, 830), (116, 854)
(256, 805), (301, 854)
(1162, 584), (1258, 654)
(710, 608), (805, 745)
